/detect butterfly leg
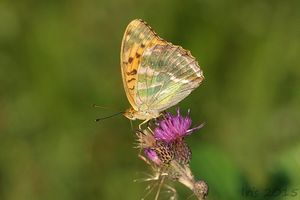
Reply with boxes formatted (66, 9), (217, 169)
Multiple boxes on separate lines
(146, 119), (154, 128)
(138, 119), (150, 130)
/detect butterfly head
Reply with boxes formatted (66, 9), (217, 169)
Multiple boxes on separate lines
(123, 107), (137, 120)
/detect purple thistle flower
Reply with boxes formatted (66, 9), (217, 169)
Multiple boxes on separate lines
(144, 148), (161, 165)
(154, 108), (204, 143)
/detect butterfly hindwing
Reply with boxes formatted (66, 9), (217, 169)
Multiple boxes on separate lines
(136, 44), (204, 112)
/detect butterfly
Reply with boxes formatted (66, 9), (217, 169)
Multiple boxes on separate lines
(121, 19), (204, 126)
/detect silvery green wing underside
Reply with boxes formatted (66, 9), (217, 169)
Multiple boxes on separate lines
(136, 44), (204, 112)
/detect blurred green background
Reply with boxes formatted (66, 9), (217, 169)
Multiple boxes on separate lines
(1, 0), (299, 199)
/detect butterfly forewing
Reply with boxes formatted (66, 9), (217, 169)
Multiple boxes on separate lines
(121, 19), (166, 110)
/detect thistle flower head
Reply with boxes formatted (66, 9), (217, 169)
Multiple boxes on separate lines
(154, 108), (204, 143)
(136, 108), (208, 199)
(194, 180), (209, 200)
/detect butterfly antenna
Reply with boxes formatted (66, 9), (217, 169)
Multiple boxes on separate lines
(91, 104), (112, 109)
(95, 112), (124, 122)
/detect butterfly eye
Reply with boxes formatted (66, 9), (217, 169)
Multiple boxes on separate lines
(123, 108), (135, 120)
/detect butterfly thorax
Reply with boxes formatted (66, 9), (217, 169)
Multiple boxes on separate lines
(123, 107), (160, 121)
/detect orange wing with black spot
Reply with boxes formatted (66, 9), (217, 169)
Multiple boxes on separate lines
(120, 19), (166, 110)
